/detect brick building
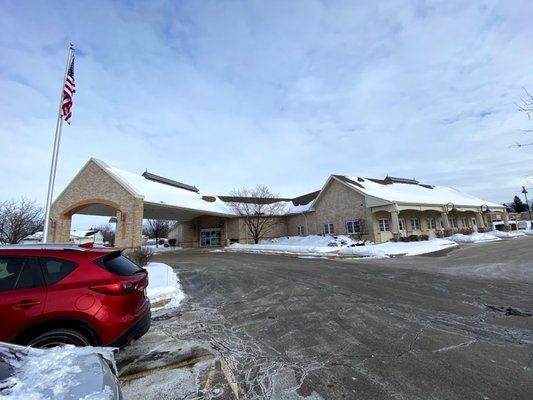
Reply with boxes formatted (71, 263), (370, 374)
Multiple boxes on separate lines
(48, 158), (508, 248)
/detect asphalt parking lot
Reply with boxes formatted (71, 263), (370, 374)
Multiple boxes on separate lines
(116, 237), (533, 400)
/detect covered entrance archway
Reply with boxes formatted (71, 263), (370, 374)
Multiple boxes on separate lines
(48, 158), (235, 248)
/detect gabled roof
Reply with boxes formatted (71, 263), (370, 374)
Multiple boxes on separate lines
(66, 159), (504, 223)
(331, 175), (504, 208)
(91, 158), (235, 218)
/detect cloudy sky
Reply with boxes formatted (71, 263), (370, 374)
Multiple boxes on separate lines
(1, 0), (533, 216)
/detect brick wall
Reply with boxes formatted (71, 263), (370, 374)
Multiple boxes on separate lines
(49, 159), (144, 247)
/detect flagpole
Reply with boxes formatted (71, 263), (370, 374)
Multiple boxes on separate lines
(43, 43), (75, 243)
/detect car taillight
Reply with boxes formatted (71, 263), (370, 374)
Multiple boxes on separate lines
(90, 281), (134, 295)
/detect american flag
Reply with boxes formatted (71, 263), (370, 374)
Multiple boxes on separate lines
(61, 56), (76, 124)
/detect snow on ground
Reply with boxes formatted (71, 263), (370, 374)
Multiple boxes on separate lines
(4, 229), (531, 399)
(141, 229), (533, 308)
(228, 229), (533, 258)
(144, 262), (185, 310)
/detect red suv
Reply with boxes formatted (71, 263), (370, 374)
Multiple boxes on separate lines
(0, 244), (151, 348)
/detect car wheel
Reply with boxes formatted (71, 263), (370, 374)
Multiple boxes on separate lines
(29, 328), (91, 348)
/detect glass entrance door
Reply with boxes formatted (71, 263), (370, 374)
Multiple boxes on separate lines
(200, 228), (222, 247)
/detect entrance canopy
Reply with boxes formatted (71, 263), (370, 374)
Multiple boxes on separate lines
(71, 158), (235, 221)
(49, 158), (235, 247)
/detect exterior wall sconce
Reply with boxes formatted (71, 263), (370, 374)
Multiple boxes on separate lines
(445, 202), (455, 213)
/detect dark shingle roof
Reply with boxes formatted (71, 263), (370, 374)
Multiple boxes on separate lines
(218, 191), (319, 207)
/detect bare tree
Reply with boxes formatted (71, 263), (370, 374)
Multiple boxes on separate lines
(97, 224), (115, 247)
(0, 198), (44, 244)
(516, 88), (533, 148)
(143, 219), (174, 247)
(226, 185), (286, 244)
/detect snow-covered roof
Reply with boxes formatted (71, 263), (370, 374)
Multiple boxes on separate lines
(86, 159), (504, 222)
(93, 159), (235, 217)
(335, 175), (504, 208)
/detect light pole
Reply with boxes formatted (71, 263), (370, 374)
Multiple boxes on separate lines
(521, 186), (533, 229)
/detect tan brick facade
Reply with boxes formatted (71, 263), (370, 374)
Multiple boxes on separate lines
(52, 159), (507, 248)
(311, 180), (370, 238)
(49, 160), (144, 248)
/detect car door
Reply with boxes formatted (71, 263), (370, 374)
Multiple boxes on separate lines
(0, 256), (47, 342)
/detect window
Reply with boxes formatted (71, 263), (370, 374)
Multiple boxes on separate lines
(449, 217), (457, 228)
(378, 219), (390, 232)
(399, 219), (406, 231)
(427, 218), (436, 230)
(0, 256), (43, 291)
(410, 218), (420, 230)
(40, 258), (78, 284)
(346, 220), (360, 234)
(324, 223), (334, 235)
(297, 225), (305, 235)
(461, 217), (469, 227)
(95, 253), (142, 276)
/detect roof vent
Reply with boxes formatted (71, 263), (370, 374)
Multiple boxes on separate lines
(384, 176), (419, 185)
(142, 171), (199, 193)
(202, 195), (216, 203)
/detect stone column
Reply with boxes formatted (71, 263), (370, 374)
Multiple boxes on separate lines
(49, 214), (72, 243)
(130, 198), (144, 248)
(476, 212), (485, 229)
(114, 199), (144, 248)
(441, 212), (450, 229)
(502, 211), (509, 229)
(391, 210), (400, 240)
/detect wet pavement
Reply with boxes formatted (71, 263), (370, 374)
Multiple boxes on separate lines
(116, 237), (533, 399)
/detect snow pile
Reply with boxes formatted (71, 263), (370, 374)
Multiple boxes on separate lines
(229, 235), (458, 258)
(145, 262), (185, 310)
(490, 230), (530, 238)
(339, 239), (458, 257)
(230, 235), (365, 255)
(449, 232), (501, 242)
(228, 228), (533, 258)
(450, 229), (533, 242)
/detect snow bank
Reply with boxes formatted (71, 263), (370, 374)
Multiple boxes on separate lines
(229, 235), (458, 258)
(145, 262), (185, 310)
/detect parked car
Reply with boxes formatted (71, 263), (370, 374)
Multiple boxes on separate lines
(0, 340), (122, 399)
(0, 243), (151, 348)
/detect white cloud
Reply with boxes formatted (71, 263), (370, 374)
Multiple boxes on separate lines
(1, 0), (533, 216)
